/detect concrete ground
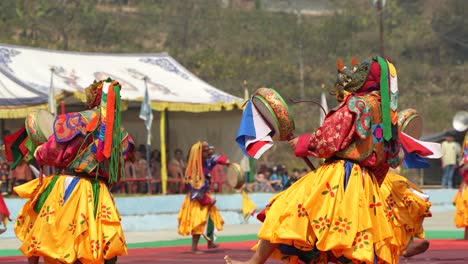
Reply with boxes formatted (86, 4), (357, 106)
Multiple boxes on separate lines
(0, 210), (459, 251)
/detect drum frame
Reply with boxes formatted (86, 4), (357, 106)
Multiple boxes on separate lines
(398, 109), (423, 139)
(25, 109), (54, 146)
(253, 88), (295, 141)
(226, 163), (244, 190)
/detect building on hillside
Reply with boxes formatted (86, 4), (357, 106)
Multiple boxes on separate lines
(221, 0), (334, 16)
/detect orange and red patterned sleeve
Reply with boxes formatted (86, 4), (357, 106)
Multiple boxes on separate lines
(295, 106), (356, 158)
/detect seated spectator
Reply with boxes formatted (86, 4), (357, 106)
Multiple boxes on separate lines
(136, 150), (149, 193)
(0, 150), (9, 195)
(168, 148), (185, 193)
(253, 166), (274, 192)
(269, 166), (283, 191)
(240, 156), (255, 192)
(125, 151), (138, 194)
(283, 168), (301, 190)
(278, 164), (289, 188)
(10, 159), (33, 193)
(150, 149), (162, 194)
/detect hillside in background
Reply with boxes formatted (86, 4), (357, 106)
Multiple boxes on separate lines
(0, 0), (466, 167)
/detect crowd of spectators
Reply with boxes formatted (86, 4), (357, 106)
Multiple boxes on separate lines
(0, 141), (311, 196)
(0, 151), (35, 196)
(2, 132), (467, 196)
(245, 164), (308, 193)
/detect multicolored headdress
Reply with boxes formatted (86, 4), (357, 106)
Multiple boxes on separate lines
(85, 80), (103, 110)
(87, 78), (123, 183)
(184, 141), (205, 189)
(334, 56), (399, 141)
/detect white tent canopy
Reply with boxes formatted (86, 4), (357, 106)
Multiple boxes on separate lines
(0, 47), (49, 118)
(0, 43), (243, 112)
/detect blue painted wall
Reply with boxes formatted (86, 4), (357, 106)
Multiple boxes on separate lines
(0, 190), (458, 239)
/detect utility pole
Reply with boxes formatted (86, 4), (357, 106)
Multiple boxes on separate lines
(297, 10), (305, 99)
(378, 0), (384, 56)
(372, 0), (386, 56)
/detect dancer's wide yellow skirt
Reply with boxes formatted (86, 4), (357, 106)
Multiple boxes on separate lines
(453, 183), (468, 228)
(178, 194), (224, 236)
(255, 160), (399, 264)
(14, 175), (126, 264)
(380, 172), (431, 253)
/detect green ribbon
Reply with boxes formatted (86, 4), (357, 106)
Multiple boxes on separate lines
(378, 56), (392, 141)
(34, 175), (59, 213)
(109, 83), (123, 183)
(91, 179), (100, 219)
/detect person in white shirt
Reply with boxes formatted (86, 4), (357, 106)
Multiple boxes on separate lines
(441, 134), (460, 188)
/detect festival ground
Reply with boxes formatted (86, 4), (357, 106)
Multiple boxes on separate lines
(1, 217), (467, 264)
(0, 238), (467, 263)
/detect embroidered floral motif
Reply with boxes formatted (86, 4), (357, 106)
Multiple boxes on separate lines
(297, 204), (309, 217)
(39, 205), (56, 222)
(332, 216), (352, 235)
(385, 193), (395, 208)
(386, 208), (395, 223)
(28, 236), (42, 251)
(16, 215), (24, 227)
(402, 194), (414, 207)
(26, 223), (34, 233)
(321, 182), (339, 198)
(353, 166), (359, 177)
(313, 215), (331, 234)
(68, 220), (77, 235)
(402, 223), (414, 234)
(90, 239), (101, 253)
(352, 231), (370, 251)
(79, 213), (89, 225)
(87, 190), (93, 203)
(101, 205), (112, 220)
(369, 195), (382, 215)
(58, 193), (64, 206)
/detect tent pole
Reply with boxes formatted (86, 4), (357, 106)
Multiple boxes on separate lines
(146, 133), (151, 194)
(160, 110), (168, 194)
(49, 67), (56, 115)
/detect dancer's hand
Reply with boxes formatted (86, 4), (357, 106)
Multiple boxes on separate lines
(288, 137), (298, 151)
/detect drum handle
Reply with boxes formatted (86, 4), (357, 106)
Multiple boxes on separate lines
(301, 157), (316, 171)
(288, 134), (316, 171)
(289, 98), (327, 116)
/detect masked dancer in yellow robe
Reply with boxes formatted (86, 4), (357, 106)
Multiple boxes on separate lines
(178, 141), (229, 253)
(11, 79), (134, 264)
(226, 56), (403, 264)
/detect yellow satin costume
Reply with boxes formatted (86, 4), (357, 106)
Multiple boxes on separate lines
(453, 132), (468, 228)
(177, 142), (224, 238)
(256, 160), (398, 264)
(380, 172), (431, 253)
(13, 80), (132, 263)
(15, 176), (126, 264)
(251, 57), (402, 264)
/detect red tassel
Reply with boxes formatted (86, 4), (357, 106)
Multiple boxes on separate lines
(86, 115), (99, 132)
(103, 82), (117, 158)
(351, 57), (359, 67)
